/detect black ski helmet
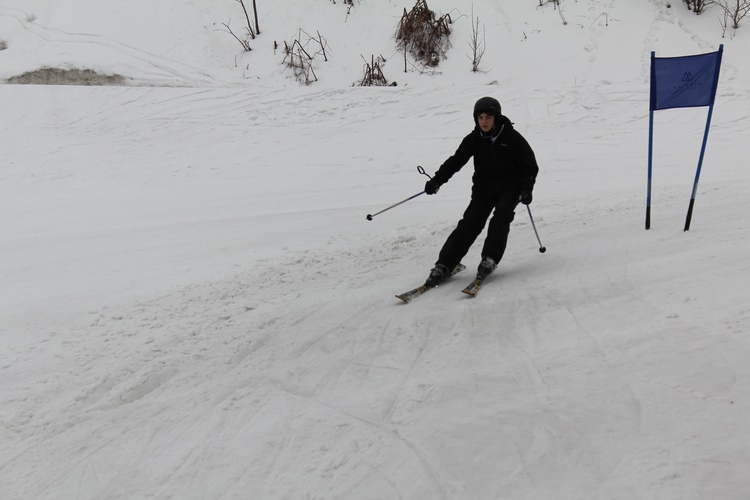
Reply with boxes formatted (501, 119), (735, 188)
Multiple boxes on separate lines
(473, 96), (502, 123)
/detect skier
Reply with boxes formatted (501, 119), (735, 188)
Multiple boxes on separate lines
(422, 96), (539, 289)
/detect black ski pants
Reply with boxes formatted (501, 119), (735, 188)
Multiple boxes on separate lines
(436, 188), (518, 270)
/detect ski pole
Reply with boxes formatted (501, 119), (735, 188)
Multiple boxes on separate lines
(366, 165), (433, 221)
(366, 191), (425, 221)
(526, 205), (547, 253)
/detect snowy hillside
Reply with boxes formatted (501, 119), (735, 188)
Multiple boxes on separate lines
(2, 0), (750, 499)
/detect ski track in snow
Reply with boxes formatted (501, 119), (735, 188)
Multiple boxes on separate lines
(4, 81), (750, 499)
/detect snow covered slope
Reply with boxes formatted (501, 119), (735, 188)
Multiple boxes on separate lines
(2, 1), (750, 498)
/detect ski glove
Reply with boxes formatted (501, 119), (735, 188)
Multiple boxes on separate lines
(519, 190), (533, 205)
(425, 179), (441, 195)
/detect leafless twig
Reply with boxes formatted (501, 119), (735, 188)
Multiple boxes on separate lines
(221, 21), (252, 51)
(468, 6), (486, 72)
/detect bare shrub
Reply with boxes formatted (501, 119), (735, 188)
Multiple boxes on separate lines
(220, 0), (259, 52)
(283, 40), (316, 85)
(283, 30), (330, 85)
(714, 0), (750, 28)
(683, 0), (710, 13)
(357, 55), (393, 86)
(236, 0), (260, 37)
(468, 7), (486, 72)
(0, 39), (7, 51)
(537, 0), (567, 25)
(395, 0), (452, 67)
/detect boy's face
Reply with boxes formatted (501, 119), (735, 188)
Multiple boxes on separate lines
(477, 112), (494, 133)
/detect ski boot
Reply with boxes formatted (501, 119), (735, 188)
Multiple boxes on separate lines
(424, 264), (450, 288)
(476, 257), (497, 281)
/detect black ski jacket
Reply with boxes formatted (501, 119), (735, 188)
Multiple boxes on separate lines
(432, 116), (538, 198)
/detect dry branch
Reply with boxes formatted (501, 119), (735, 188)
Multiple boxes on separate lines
(222, 21), (252, 51)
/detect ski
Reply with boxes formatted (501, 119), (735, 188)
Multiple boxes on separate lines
(462, 260), (496, 297)
(395, 285), (429, 303)
(461, 278), (484, 297)
(396, 263), (466, 303)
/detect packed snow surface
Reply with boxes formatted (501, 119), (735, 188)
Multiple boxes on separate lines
(2, 0), (750, 498)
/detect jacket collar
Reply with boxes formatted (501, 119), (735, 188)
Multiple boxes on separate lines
(476, 115), (512, 142)
(479, 123), (505, 142)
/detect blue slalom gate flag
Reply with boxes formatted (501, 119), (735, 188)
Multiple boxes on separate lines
(650, 49), (722, 111)
(646, 45), (723, 231)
